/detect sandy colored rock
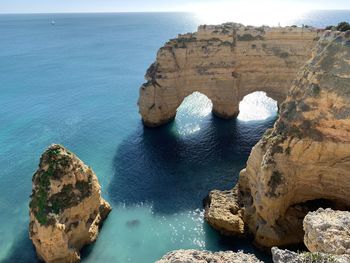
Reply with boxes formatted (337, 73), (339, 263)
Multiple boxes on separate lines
(230, 30), (350, 248)
(29, 144), (111, 263)
(138, 23), (320, 127)
(204, 188), (245, 237)
(156, 249), (263, 263)
(304, 208), (350, 255)
(271, 247), (350, 263)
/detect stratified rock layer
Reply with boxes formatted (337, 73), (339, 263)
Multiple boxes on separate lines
(29, 144), (111, 263)
(156, 249), (263, 263)
(304, 208), (350, 255)
(271, 247), (350, 263)
(233, 30), (350, 248)
(138, 23), (319, 127)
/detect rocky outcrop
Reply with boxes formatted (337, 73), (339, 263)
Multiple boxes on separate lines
(156, 249), (263, 263)
(271, 247), (350, 263)
(272, 208), (350, 262)
(304, 208), (350, 255)
(204, 188), (245, 237)
(138, 23), (320, 127)
(29, 144), (111, 263)
(206, 30), (350, 248)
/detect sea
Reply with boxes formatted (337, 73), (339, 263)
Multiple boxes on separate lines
(0, 10), (349, 263)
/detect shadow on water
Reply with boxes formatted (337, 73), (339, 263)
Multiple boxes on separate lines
(108, 114), (276, 215)
(2, 115), (275, 263)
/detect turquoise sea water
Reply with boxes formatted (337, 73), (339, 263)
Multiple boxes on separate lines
(0, 11), (349, 263)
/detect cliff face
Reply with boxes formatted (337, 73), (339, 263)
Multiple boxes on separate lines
(236, 30), (350, 248)
(138, 23), (319, 127)
(29, 144), (111, 263)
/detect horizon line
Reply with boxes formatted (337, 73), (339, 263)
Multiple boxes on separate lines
(1, 9), (350, 15)
(0, 11), (193, 15)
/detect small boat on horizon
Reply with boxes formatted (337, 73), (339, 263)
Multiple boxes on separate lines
(51, 20), (56, 25)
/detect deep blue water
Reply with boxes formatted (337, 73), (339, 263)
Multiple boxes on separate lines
(0, 11), (349, 263)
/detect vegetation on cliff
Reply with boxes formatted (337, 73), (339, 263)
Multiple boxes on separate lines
(30, 145), (93, 225)
(29, 144), (111, 263)
(325, 21), (350, 32)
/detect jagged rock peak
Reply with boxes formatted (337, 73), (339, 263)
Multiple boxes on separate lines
(29, 144), (111, 263)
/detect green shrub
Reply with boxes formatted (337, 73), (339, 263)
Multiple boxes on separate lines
(325, 21), (350, 32)
(325, 25), (335, 30)
(30, 147), (92, 226)
(336, 21), (350, 31)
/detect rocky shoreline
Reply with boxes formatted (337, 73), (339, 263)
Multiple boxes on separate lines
(142, 23), (350, 262)
(204, 29), (350, 249)
(28, 22), (350, 263)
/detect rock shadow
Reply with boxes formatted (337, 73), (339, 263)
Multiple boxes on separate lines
(108, 115), (276, 215)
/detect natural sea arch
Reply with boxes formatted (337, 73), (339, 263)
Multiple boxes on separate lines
(172, 91), (277, 129)
(138, 23), (319, 127)
(237, 91), (278, 121)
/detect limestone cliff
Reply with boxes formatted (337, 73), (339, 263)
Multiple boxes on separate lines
(207, 30), (350, 248)
(156, 249), (263, 263)
(29, 144), (111, 263)
(138, 23), (319, 127)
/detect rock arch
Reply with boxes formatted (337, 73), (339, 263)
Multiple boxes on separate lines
(138, 23), (320, 127)
(204, 30), (350, 248)
(237, 91), (278, 121)
(175, 91), (213, 114)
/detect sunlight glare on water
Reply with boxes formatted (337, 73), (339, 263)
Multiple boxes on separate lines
(83, 204), (207, 263)
(238, 92), (278, 121)
(173, 92), (213, 136)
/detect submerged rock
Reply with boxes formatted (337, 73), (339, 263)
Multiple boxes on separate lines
(204, 188), (245, 237)
(29, 144), (111, 263)
(271, 247), (350, 263)
(156, 249), (263, 263)
(304, 208), (350, 255)
(126, 219), (140, 227)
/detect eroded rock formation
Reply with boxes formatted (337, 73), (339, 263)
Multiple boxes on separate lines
(205, 30), (350, 248)
(156, 249), (263, 263)
(29, 144), (111, 263)
(204, 188), (245, 237)
(138, 23), (319, 127)
(304, 208), (350, 255)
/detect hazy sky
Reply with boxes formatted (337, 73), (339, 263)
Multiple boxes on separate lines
(1, 0), (349, 14)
